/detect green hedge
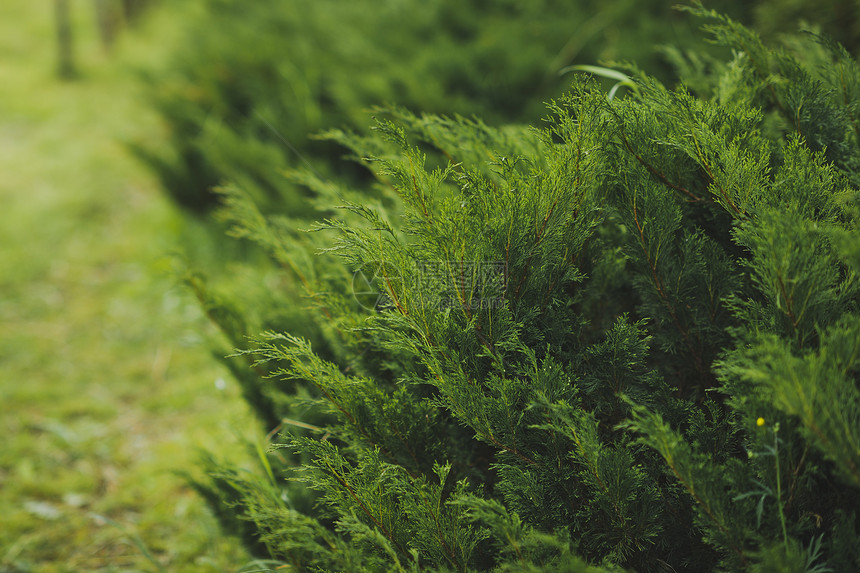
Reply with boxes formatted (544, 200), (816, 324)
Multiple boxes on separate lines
(136, 0), (761, 212)
(178, 7), (860, 572)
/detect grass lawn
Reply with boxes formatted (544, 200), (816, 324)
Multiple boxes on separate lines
(0, 3), (259, 571)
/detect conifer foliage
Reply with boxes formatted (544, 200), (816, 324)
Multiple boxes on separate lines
(188, 8), (860, 572)
(138, 0), (750, 212)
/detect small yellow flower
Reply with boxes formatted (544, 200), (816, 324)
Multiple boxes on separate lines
(756, 417), (765, 427)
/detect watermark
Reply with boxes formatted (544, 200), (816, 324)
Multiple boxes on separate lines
(352, 260), (507, 311)
(351, 261), (402, 311)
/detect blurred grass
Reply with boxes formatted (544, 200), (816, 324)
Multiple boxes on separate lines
(0, 2), (256, 571)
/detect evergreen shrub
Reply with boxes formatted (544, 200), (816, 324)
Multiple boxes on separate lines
(186, 7), (860, 573)
(137, 0), (754, 212)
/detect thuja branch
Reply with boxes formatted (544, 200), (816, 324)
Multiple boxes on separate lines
(617, 130), (705, 203)
(631, 198), (706, 383)
(689, 136), (743, 216)
(513, 196), (560, 301)
(384, 416), (422, 472)
(662, 455), (750, 567)
(838, 62), (860, 140)
(283, 358), (418, 477)
(407, 154), (432, 221)
(569, 424), (626, 526)
(775, 273), (800, 330)
(321, 458), (416, 564)
(414, 484), (464, 572)
(806, 419), (860, 488)
(484, 430), (539, 467)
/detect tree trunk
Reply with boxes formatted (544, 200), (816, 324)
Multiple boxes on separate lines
(122, 0), (148, 24)
(55, 0), (75, 78)
(94, 0), (121, 52)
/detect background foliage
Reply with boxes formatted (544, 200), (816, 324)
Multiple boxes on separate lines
(137, 0), (757, 212)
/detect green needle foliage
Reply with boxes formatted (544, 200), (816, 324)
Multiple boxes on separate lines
(137, 0), (759, 213)
(184, 7), (860, 573)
